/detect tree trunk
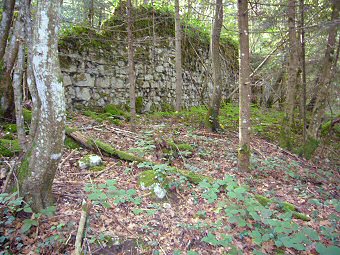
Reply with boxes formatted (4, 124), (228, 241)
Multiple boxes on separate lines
(127, 0), (136, 131)
(88, 0), (94, 27)
(285, 0), (300, 125)
(0, 14), (21, 120)
(18, 0), (66, 212)
(206, 0), (223, 132)
(308, 0), (340, 138)
(0, 0), (16, 60)
(174, 0), (183, 111)
(12, 1), (27, 151)
(238, 0), (251, 171)
(300, 0), (307, 144)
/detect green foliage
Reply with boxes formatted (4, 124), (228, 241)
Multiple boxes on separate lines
(85, 179), (141, 207)
(0, 139), (22, 156)
(23, 108), (32, 122)
(136, 96), (143, 114)
(296, 137), (319, 159)
(4, 124), (17, 133)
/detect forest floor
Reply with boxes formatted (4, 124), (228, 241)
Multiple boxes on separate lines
(0, 109), (339, 255)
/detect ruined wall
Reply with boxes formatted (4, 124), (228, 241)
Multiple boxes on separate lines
(59, 7), (238, 111)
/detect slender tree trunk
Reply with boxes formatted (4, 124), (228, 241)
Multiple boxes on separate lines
(300, 0), (307, 144)
(0, 0), (16, 60)
(12, 1), (27, 151)
(238, 0), (251, 171)
(308, 0), (340, 138)
(18, 0), (66, 212)
(127, 0), (136, 131)
(286, 0), (300, 125)
(175, 0), (183, 111)
(88, 0), (94, 27)
(0, 14), (21, 119)
(206, 0), (223, 132)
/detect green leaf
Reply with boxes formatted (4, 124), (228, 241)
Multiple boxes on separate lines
(316, 243), (340, 255)
(21, 219), (38, 233)
(202, 233), (219, 246)
(41, 206), (56, 217)
(250, 230), (262, 244)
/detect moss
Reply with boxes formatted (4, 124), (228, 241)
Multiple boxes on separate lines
(136, 96), (143, 114)
(138, 170), (158, 188)
(93, 140), (144, 162)
(0, 139), (22, 157)
(167, 141), (193, 152)
(281, 202), (296, 211)
(3, 133), (14, 140)
(64, 137), (80, 149)
(4, 124), (17, 133)
(90, 165), (106, 172)
(255, 194), (272, 206)
(292, 211), (310, 221)
(160, 103), (175, 112)
(174, 168), (214, 184)
(23, 109), (32, 122)
(65, 126), (78, 135)
(17, 149), (32, 184)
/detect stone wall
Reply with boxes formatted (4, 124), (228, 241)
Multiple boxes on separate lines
(60, 36), (237, 111)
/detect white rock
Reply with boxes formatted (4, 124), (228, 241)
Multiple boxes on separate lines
(78, 155), (103, 169)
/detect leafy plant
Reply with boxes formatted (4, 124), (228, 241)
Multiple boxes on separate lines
(85, 179), (141, 207)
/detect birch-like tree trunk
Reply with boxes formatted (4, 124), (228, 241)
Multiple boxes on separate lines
(286, 0), (300, 125)
(175, 0), (183, 111)
(18, 0), (66, 212)
(206, 0), (223, 132)
(238, 0), (251, 171)
(308, 0), (340, 138)
(0, 0), (16, 60)
(127, 0), (136, 131)
(12, 1), (27, 151)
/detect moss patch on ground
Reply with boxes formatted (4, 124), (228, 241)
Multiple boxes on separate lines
(0, 139), (22, 157)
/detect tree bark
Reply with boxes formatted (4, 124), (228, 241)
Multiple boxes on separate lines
(206, 0), (223, 132)
(0, 13), (21, 120)
(127, 0), (136, 131)
(18, 0), (66, 212)
(286, 0), (300, 125)
(0, 0), (16, 60)
(238, 0), (251, 171)
(175, 0), (183, 111)
(300, 0), (307, 144)
(308, 0), (340, 138)
(12, 1), (27, 151)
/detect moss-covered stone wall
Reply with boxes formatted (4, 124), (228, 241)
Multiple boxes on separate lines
(59, 4), (238, 111)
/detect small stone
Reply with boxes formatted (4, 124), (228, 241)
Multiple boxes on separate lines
(162, 203), (171, 209)
(78, 155), (103, 169)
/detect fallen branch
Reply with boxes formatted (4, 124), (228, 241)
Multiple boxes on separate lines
(74, 199), (91, 255)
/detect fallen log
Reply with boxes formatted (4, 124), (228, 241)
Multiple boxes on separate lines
(65, 128), (214, 184)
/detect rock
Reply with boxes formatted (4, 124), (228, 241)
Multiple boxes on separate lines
(155, 65), (164, 73)
(144, 74), (153, 81)
(75, 87), (91, 101)
(78, 155), (103, 169)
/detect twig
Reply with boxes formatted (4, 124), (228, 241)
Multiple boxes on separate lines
(58, 149), (76, 170)
(74, 199), (92, 255)
(94, 163), (117, 178)
(2, 161), (15, 193)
